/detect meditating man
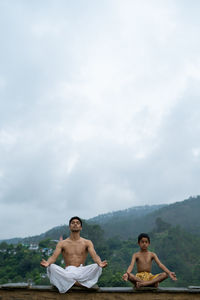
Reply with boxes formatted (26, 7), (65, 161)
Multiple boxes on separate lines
(40, 216), (107, 293)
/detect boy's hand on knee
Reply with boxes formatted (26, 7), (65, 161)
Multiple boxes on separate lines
(122, 273), (128, 281)
(169, 272), (177, 281)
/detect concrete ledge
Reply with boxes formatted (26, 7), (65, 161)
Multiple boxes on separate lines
(0, 284), (200, 300)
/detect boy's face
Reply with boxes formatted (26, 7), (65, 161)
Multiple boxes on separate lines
(138, 237), (150, 250)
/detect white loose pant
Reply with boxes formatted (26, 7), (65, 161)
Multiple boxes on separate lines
(47, 263), (102, 293)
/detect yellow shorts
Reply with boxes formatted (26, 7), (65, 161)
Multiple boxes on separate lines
(136, 272), (160, 281)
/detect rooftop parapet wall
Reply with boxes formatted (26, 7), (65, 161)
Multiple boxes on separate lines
(0, 284), (200, 300)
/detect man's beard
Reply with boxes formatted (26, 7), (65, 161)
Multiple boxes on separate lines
(71, 228), (80, 232)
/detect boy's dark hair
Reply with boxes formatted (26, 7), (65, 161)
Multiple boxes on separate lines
(69, 216), (82, 227)
(138, 233), (150, 243)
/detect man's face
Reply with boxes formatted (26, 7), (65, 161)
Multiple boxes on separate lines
(138, 237), (150, 250)
(69, 219), (82, 232)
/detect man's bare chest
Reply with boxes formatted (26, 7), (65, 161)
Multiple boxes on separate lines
(62, 243), (87, 256)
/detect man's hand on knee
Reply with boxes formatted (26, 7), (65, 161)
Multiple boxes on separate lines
(99, 260), (108, 268)
(40, 259), (50, 268)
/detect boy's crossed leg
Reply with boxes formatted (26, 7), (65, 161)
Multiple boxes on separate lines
(135, 272), (168, 288)
(127, 272), (143, 286)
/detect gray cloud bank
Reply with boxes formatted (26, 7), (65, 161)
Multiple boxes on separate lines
(0, 0), (200, 239)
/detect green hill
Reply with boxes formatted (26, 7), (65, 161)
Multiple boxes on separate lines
(1, 219), (200, 287)
(88, 204), (165, 225)
(1, 204), (164, 244)
(97, 223), (200, 287)
(2, 196), (200, 244)
(92, 196), (200, 239)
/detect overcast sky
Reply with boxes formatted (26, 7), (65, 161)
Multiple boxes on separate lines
(0, 0), (200, 239)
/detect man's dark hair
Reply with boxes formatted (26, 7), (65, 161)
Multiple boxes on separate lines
(138, 233), (150, 243)
(69, 216), (82, 227)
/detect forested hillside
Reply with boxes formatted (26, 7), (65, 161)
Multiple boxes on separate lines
(0, 218), (200, 287)
(92, 196), (200, 239)
(1, 196), (199, 288)
(1, 204), (164, 245)
(3, 196), (199, 244)
(88, 204), (165, 225)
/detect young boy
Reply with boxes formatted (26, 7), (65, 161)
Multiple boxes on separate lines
(122, 233), (177, 288)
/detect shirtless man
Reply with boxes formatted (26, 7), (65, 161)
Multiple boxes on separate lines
(40, 216), (107, 293)
(122, 233), (177, 288)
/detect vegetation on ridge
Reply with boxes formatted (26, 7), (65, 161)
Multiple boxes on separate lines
(0, 217), (200, 287)
(0, 197), (199, 287)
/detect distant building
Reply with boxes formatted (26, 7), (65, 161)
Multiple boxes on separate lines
(29, 244), (39, 251)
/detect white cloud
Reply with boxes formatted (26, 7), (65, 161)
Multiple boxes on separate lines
(0, 129), (19, 149)
(0, 0), (200, 239)
(0, 76), (6, 90)
(192, 148), (200, 159)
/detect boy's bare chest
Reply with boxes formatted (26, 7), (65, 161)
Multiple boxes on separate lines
(136, 253), (152, 265)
